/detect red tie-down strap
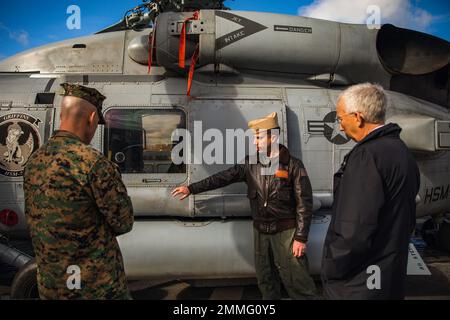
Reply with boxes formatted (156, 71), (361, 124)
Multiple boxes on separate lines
(148, 29), (156, 74)
(187, 44), (200, 97)
(179, 11), (199, 69)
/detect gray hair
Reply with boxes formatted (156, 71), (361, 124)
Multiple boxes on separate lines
(338, 83), (387, 123)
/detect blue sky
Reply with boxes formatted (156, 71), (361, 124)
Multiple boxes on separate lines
(0, 0), (449, 60)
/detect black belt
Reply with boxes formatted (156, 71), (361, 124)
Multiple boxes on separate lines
(253, 219), (296, 234)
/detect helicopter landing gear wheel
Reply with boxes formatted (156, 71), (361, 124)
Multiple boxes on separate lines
(10, 259), (39, 300)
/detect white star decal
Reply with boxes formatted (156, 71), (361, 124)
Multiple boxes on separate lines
(325, 120), (348, 140)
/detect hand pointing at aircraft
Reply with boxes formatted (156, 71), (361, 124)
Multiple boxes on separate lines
(172, 186), (191, 200)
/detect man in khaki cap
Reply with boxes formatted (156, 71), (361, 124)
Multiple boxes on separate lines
(172, 112), (318, 299)
(24, 83), (134, 299)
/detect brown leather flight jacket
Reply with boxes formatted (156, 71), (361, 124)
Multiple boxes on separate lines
(188, 145), (313, 243)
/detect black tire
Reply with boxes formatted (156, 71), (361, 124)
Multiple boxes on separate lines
(437, 219), (450, 253)
(421, 218), (438, 249)
(10, 259), (39, 300)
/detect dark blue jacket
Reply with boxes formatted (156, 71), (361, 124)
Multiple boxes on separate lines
(322, 123), (420, 300)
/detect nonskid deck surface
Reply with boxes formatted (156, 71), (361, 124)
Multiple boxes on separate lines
(1, 241), (450, 300)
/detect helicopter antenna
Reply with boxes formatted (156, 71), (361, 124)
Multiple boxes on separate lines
(124, 0), (228, 30)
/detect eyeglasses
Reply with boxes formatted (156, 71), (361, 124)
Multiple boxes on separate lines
(336, 112), (356, 123)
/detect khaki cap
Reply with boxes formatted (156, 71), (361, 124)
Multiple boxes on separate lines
(248, 112), (279, 132)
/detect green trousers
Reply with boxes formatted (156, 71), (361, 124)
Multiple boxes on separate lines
(254, 227), (319, 300)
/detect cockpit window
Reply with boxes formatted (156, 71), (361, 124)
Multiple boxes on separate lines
(104, 109), (186, 174)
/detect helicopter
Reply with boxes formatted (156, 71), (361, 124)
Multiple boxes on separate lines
(0, 0), (449, 299)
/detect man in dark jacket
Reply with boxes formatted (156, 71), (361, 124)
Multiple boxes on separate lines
(172, 112), (318, 299)
(322, 83), (420, 300)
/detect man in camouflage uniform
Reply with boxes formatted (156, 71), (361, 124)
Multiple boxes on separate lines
(172, 112), (319, 299)
(23, 83), (134, 300)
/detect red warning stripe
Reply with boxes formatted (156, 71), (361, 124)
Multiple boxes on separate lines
(148, 28), (157, 74)
(187, 44), (200, 97)
(179, 11), (199, 69)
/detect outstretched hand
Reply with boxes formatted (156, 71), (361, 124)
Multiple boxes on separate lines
(171, 186), (191, 200)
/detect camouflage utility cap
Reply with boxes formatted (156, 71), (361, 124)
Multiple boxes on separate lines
(59, 83), (106, 124)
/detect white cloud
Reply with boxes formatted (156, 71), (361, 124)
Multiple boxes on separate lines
(0, 23), (29, 46)
(298, 0), (436, 32)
